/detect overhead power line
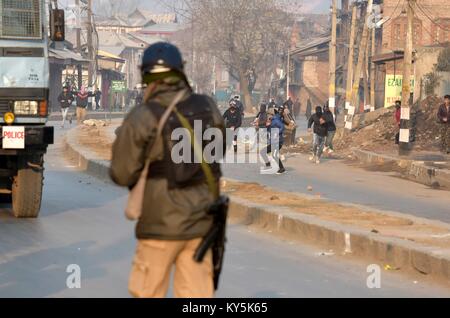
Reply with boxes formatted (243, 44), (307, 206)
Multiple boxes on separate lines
(416, 1), (450, 32)
(382, 0), (406, 29)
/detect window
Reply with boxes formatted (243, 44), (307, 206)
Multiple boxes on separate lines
(413, 23), (422, 46)
(221, 70), (229, 82)
(431, 19), (450, 44)
(0, 0), (42, 39)
(391, 17), (422, 48)
(393, 23), (402, 46)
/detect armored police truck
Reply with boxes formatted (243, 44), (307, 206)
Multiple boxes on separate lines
(0, 0), (62, 218)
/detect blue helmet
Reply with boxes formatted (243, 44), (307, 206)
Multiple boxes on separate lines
(141, 42), (185, 76)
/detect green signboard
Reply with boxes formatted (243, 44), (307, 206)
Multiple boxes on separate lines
(111, 80), (126, 93)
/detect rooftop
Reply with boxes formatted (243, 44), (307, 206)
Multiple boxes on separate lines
(139, 23), (184, 34)
(49, 48), (89, 65)
(290, 35), (331, 56)
(95, 9), (177, 28)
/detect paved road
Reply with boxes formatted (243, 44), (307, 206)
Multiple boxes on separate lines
(224, 118), (450, 224)
(0, 128), (449, 297)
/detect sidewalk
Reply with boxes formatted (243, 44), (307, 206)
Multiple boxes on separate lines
(63, 124), (450, 285)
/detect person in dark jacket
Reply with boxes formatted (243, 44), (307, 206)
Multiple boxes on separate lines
(438, 95), (450, 154)
(110, 42), (226, 298)
(268, 98), (277, 110)
(57, 86), (74, 128)
(279, 105), (297, 147)
(260, 108), (286, 174)
(223, 100), (242, 153)
(94, 88), (102, 111)
(254, 103), (268, 129)
(76, 86), (89, 125)
(323, 104), (337, 154)
(233, 95), (245, 116)
(308, 106), (328, 164)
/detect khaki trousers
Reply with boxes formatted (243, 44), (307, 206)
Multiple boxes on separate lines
(128, 238), (214, 298)
(76, 107), (87, 125)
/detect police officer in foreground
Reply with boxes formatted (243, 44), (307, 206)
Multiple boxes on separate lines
(110, 42), (227, 298)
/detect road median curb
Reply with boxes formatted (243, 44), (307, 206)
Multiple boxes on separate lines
(63, 127), (450, 284)
(64, 128), (111, 182)
(229, 196), (450, 283)
(352, 148), (450, 189)
(50, 111), (126, 122)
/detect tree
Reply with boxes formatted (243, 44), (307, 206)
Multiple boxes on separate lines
(424, 69), (442, 97)
(436, 47), (450, 72)
(176, 0), (295, 111)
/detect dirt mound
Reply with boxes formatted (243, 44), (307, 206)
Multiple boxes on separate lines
(413, 96), (444, 151)
(76, 125), (113, 161)
(333, 96), (445, 154)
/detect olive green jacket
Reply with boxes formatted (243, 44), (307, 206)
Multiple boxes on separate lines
(110, 82), (225, 240)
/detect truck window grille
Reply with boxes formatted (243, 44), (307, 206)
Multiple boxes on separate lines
(0, 0), (42, 39)
(0, 100), (11, 113)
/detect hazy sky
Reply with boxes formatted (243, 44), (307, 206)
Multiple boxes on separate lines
(58, 0), (331, 14)
(58, 0), (167, 13)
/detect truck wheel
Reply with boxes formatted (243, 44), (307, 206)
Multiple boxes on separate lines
(12, 166), (44, 218)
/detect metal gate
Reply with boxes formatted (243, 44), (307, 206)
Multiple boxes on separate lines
(0, 0), (42, 39)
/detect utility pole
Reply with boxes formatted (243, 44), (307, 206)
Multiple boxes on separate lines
(75, 0), (82, 90)
(212, 56), (217, 96)
(399, 0), (416, 155)
(345, 0), (373, 130)
(370, 27), (376, 112)
(345, 5), (357, 112)
(191, 18), (196, 91)
(87, 0), (95, 88)
(286, 49), (290, 100)
(329, 0), (337, 113)
(363, 45), (370, 112)
(341, 0), (350, 39)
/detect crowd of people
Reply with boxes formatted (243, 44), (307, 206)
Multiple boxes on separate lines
(222, 95), (299, 174)
(221, 94), (341, 173)
(307, 103), (336, 164)
(57, 85), (103, 128)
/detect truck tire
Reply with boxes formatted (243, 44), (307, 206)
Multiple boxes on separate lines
(12, 166), (43, 218)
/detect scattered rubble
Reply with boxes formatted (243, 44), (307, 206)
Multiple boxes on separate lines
(76, 124), (113, 160)
(83, 119), (107, 127)
(334, 96), (445, 154)
(316, 251), (335, 257)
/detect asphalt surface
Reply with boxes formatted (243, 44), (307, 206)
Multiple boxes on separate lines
(223, 118), (450, 224)
(0, 126), (449, 298)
